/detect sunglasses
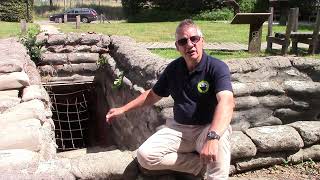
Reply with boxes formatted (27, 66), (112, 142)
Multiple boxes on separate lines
(176, 36), (201, 46)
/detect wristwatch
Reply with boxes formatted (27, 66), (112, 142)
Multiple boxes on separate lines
(207, 130), (220, 140)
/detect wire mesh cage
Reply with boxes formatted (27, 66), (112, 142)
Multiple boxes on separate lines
(48, 86), (92, 151)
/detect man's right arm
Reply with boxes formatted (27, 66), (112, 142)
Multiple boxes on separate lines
(106, 89), (162, 124)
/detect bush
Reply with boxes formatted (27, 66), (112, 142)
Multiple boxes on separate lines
(33, 4), (60, 18)
(151, 0), (224, 13)
(19, 25), (42, 64)
(254, 0), (269, 13)
(121, 0), (225, 16)
(127, 8), (190, 22)
(289, 0), (318, 18)
(121, 0), (147, 16)
(238, 0), (256, 13)
(193, 8), (234, 21)
(80, 4), (125, 20)
(0, 0), (34, 22)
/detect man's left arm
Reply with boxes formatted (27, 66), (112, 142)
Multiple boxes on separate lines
(200, 90), (235, 164)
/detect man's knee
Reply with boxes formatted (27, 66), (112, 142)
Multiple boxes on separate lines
(136, 145), (158, 170)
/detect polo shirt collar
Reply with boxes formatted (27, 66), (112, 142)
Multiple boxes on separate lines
(192, 51), (207, 73)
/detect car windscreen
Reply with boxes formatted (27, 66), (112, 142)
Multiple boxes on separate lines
(66, 10), (74, 13)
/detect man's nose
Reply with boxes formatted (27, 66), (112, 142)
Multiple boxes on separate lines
(186, 39), (194, 47)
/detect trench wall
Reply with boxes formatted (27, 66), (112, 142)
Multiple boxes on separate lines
(0, 38), (56, 176)
(25, 33), (320, 176)
(99, 35), (320, 174)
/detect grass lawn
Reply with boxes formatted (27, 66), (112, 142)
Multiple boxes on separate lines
(151, 48), (320, 60)
(0, 21), (38, 38)
(0, 22), (22, 38)
(56, 21), (277, 43)
(56, 20), (314, 43)
(150, 49), (265, 60)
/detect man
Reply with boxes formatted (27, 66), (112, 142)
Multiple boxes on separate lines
(106, 19), (234, 179)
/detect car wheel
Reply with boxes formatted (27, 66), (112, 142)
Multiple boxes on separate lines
(54, 18), (59, 23)
(81, 17), (89, 23)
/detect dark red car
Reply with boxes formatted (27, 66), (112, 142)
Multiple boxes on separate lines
(49, 8), (97, 23)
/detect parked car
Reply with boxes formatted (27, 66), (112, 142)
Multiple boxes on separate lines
(49, 8), (98, 23)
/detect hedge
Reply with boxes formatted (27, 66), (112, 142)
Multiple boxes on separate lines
(0, 0), (34, 22)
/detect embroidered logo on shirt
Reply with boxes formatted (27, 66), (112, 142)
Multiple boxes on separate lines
(197, 80), (209, 93)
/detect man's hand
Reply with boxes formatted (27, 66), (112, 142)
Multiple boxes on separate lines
(106, 107), (125, 124)
(200, 139), (219, 164)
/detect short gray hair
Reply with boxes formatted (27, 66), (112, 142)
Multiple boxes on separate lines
(175, 19), (203, 40)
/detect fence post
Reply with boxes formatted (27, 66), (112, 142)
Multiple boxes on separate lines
(100, 14), (104, 23)
(76, 15), (80, 29)
(64, 14), (67, 23)
(20, 19), (27, 34)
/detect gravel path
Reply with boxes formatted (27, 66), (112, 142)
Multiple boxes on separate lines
(35, 20), (61, 34)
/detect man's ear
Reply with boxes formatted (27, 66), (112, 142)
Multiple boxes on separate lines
(175, 42), (179, 51)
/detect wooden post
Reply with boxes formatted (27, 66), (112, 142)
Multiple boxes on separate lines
(76, 15), (80, 29)
(292, 8), (299, 32)
(25, 0), (29, 22)
(64, 14), (67, 23)
(248, 23), (263, 53)
(267, 7), (274, 52)
(279, 1), (289, 25)
(100, 14), (104, 23)
(311, 9), (320, 54)
(281, 8), (295, 55)
(291, 7), (299, 53)
(20, 19), (27, 34)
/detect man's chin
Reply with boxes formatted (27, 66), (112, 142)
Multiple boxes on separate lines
(186, 53), (199, 61)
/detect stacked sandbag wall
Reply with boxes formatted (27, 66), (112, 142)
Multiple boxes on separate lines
(36, 33), (113, 147)
(36, 33), (110, 84)
(35, 33), (320, 175)
(97, 35), (320, 174)
(0, 38), (56, 177)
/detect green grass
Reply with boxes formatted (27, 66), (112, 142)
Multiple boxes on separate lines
(151, 48), (320, 60)
(0, 22), (39, 39)
(0, 22), (23, 38)
(150, 49), (264, 60)
(56, 20), (320, 59)
(0, 22), (21, 38)
(57, 21), (260, 43)
(57, 20), (316, 43)
(58, 21), (258, 43)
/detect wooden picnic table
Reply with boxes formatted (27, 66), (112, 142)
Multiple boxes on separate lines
(231, 13), (271, 53)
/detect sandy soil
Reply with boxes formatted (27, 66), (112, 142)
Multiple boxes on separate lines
(230, 161), (320, 180)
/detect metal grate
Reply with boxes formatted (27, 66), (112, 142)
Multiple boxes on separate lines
(48, 88), (91, 151)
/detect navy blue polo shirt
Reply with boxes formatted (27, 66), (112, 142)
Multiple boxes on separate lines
(152, 52), (233, 125)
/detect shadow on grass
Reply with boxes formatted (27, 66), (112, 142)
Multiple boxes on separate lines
(265, 48), (320, 59)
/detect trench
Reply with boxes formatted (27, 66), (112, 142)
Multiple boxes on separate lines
(44, 82), (98, 152)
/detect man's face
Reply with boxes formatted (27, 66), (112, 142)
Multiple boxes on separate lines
(175, 26), (204, 63)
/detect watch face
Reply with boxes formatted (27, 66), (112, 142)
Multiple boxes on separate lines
(207, 131), (220, 140)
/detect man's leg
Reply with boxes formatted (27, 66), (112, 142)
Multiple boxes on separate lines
(196, 126), (232, 180)
(137, 127), (203, 175)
